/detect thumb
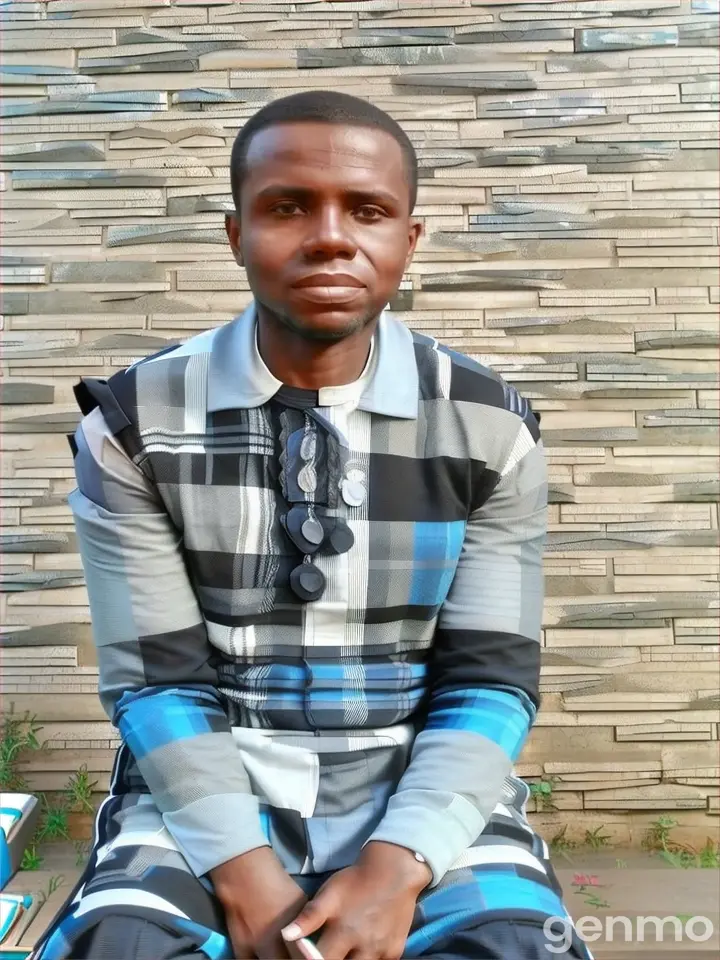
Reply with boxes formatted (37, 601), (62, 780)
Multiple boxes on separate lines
(282, 895), (332, 942)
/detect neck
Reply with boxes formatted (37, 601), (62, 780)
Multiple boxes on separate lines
(256, 306), (376, 390)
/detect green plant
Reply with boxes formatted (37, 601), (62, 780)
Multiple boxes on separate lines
(549, 825), (576, 862)
(615, 858), (628, 869)
(0, 707), (43, 791)
(584, 826), (612, 850)
(529, 777), (558, 812)
(35, 875), (65, 907)
(697, 838), (720, 869)
(65, 765), (97, 815)
(643, 817), (720, 868)
(36, 797), (71, 843)
(20, 844), (43, 871)
(584, 892), (611, 910)
(74, 839), (92, 868)
(642, 815), (678, 852)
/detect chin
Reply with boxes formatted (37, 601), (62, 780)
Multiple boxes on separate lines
(283, 306), (376, 342)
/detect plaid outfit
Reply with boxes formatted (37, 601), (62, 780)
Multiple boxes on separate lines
(33, 306), (591, 960)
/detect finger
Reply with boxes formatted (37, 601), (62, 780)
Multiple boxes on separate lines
(317, 926), (356, 960)
(282, 896), (331, 941)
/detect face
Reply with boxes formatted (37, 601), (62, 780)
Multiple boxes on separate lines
(226, 122), (422, 342)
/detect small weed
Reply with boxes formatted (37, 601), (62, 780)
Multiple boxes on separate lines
(0, 707), (44, 791)
(642, 815), (678, 852)
(74, 839), (92, 868)
(584, 826), (612, 851)
(615, 858), (628, 869)
(530, 777), (558, 812)
(550, 825), (576, 863)
(698, 838), (720, 869)
(65, 765), (97, 815)
(20, 844), (43, 871)
(584, 892), (611, 910)
(35, 875), (65, 907)
(36, 798), (71, 843)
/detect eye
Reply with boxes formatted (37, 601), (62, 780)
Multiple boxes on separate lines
(271, 201), (304, 217)
(355, 205), (386, 222)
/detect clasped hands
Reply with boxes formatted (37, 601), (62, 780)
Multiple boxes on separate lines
(211, 841), (431, 960)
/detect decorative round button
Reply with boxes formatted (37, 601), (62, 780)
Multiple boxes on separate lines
(328, 519), (354, 555)
(290, 563), (326, 602)
(341, 479), (366, 507)
(301, 516), (324, 546)
(300, 432), (317, 461)
(297, 463), (317, 493)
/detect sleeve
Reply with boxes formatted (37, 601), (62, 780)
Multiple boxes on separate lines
(69, 406), (269, 877)
(368, 405), (546, 886)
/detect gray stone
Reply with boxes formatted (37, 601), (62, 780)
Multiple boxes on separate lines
(546, 531), (718, 551)
(558, 595), (712, 626)
(3, 412), (81, 433)
(0, 622), (91, 648)
(13, 169), (167, 189)
(300, 46), (534, 70)
(2, 90), (167, 118)
(421, 271), (564, 291)
(167, 195), (234, 215)
(636, 331), (720, 350)
(1, 570), (85, 592)
(575, 27), (679, 52)
(427, 233), (518, 255)
(0, 71), (93, 86)
(78, 55), (199, 74)
(416, 149), (478, 171)
(51, 262), (167, 283)
(106, 225), (227, 247)
(172, 88), (268, 105)
(541, 428), (639, 444)
(643, 409), (719, 428)
(0, 533), (74, 554)
(678, 19), (720, 46)
(0, 64), (76, 76)
(343, 32), (452, 48)
(392, 71), (537, 92)
(456, 28), (573, 44)
(693, 0), (719, 11)
(85, 333), (176, 352)
(1, 140), (104, 162)
(0, 383), (54, 405)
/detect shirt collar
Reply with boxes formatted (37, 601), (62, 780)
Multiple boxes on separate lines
(207, 302), (419, 419)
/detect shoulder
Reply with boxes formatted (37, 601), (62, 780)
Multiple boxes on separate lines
(410, 330), (541, 442)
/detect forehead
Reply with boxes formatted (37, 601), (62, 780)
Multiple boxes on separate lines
(242, 121), (408, 197)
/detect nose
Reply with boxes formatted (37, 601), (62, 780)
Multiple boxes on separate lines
(301, 204), (357, 262)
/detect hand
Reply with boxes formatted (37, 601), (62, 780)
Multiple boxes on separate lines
(282, 842), (431, 960)
(211, 847), (307, 959)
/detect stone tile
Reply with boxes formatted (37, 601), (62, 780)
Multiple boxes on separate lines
(106, 224), (227, 247)
(12, 169), (167, 189)
(576, 26), (679, 52)
(3, 411), (81, 433)
(0, 383), (54, 405)
(0, 139), (104, 161)
(51, 262), (166, 284)
(393, 71), (537, 92)
(2, 570), (85, 591)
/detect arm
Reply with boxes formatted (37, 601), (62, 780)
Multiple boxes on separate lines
(368, 405), (546, 885)
(70, 407), (270, 877)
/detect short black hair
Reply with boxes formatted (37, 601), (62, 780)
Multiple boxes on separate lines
(230, 90), (418, 213)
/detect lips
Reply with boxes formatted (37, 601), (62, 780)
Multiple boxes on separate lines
(291, 272), (366, 305)
(292, 273), (365, 289)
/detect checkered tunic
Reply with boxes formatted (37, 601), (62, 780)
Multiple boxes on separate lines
(33, 306), (591, 960)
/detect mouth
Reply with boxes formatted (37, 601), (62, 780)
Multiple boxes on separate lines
(291, 273), (366, 305)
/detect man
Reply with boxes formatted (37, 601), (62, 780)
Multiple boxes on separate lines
(33, 92), (591, 960)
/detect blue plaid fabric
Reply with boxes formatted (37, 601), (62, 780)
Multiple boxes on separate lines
(31, 306), (591, 959)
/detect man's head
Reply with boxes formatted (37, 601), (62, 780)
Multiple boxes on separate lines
(225, 91), (422, 343)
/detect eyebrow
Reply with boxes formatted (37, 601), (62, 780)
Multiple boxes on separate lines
(254, 184), (402, 208)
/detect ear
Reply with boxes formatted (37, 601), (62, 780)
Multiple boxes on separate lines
(405, 218), (423, 270)
(225, 212), (243, 267)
